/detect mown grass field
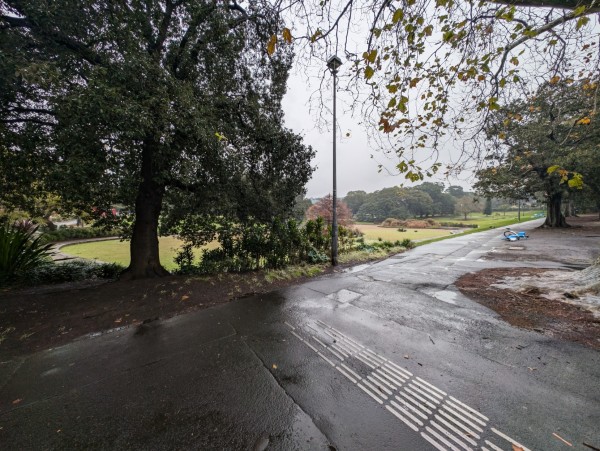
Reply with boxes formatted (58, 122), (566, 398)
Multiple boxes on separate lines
(435, 211), (544, 228)
(61, 237), (218, 271)
(61, 211), (544, 270)
(354, 224), (454, 242)
(355, 211), (544, 244)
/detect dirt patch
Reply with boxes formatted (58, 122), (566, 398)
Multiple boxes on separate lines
(0, 266), (340, 358)
(456, 267), (600, 350)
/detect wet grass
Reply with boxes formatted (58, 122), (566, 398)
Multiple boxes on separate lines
(61, 237), (219, 271)
(353, 224), (453, 242)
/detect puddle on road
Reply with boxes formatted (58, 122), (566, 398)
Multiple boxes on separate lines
(326, 289), (362, 303)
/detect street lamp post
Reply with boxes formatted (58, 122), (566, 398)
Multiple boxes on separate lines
(327, 55), (342, 266)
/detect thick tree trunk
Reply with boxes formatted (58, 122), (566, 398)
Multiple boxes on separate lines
(543, 192), (570, 227)
(121, 138), (169, 279)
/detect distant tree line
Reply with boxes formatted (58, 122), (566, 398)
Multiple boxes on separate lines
(343, 183), (469, 223)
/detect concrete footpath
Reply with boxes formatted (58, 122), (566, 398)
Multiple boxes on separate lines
(1, 219), (599, 450)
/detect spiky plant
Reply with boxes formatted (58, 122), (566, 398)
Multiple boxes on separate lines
(0, 222), (53, 286)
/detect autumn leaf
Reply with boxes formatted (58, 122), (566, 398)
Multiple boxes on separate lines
(12, 398), (22, 405)
(549, 75), (560, 84)
(310, 29), (322, 43)
(282, 28), (292, 44)
(272, 364), (278, 369)
(577, 117), (591, 125)
(512, 445), (525, 451)
(181, 295), (189, 301)
(363, 49), (377, 63)
(364, 66), (375, 80)
(266, 34), (277, 55)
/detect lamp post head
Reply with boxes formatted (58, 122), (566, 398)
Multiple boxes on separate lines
(326, 55), (343, 74)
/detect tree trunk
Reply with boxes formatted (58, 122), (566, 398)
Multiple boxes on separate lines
(121, 138), (169, 279)
(543, 192), (570, 227)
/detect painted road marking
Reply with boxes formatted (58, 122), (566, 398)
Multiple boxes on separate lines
(285, 320), (533, 451)
(492, 428), (532, 451)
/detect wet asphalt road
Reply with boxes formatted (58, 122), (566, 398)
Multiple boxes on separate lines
(1, 220), (599, 450)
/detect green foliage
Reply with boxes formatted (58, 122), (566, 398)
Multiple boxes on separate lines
(39, 227), (117, 244)
(20, 261), (124, 286)
(0, 222), (52, 285)
(475, 81), (600, 227)
(400, 239), (415, 249)
(1, 1), (313, 277)
(174, 216), (364, 274)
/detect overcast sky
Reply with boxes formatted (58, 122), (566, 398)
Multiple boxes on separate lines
(282, 66), (474, 198)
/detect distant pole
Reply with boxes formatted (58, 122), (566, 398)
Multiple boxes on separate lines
(327, 55), (342, 266)
(518, 199), (521, 222)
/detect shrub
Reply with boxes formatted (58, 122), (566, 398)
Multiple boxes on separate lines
(39, 227), (118, 244)
(21, 260), (124, 286)
(0, 222), (53, 286)
(400, 238), (415, 249)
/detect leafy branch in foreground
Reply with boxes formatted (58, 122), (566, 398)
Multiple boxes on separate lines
(281, 0), (599, 178)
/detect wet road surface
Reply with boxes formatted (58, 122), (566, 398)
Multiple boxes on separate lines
(1, 220), (599, 450)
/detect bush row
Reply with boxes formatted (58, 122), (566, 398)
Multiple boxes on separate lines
(20, 261), (124, 286)
(174, 217), (382, 275)
(39, 227), (118, 244)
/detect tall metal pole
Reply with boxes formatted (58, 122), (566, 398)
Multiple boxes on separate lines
(331, 67), (338, 266)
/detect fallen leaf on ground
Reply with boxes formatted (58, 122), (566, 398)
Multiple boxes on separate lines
(114, 318), (122, 323)
(12, 398), (22, 405)
(404, 355), (409, 359)
(552, 432), (573, 446)
(181, 295), (189, 301)
(512, 445), (525, 451)
(272, 364), (277, 369)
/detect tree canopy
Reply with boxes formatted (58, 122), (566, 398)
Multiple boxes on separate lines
(284, 0), (599, 178)
(474, 80), (600, 226)
(0, 1), (314, 278)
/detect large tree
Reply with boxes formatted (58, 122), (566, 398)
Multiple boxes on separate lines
(0, 1), (314, 278)
(475, 81), (600, 227)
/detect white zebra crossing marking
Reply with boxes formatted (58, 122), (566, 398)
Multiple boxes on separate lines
(286, 320), (533, 451)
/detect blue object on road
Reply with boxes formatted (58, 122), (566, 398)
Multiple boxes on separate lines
(502, 228), (529, 241)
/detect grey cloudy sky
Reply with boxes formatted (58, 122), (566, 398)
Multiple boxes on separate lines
(282, 67), (474, 198)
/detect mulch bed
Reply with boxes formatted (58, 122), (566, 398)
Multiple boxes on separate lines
(0, 268), (339, 359)
(456, 267), (600, 350)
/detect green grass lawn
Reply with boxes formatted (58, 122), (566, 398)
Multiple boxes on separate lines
(355, 211), (544, 244)
(435, 211), (544, 228)
(61, 236), (218, 271)
(354, 224), (454, 242)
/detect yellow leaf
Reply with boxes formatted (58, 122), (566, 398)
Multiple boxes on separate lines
(549, 75), (560, 84)
(577, 117), (591, 125)
(181, 295), (189, 301)
(364, 66), (375, 80)
(498, 132), (506, 139)
(272, 364), (278, 369)
(282, 28), (292, 44)
(267, 34), (277, 55)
